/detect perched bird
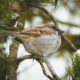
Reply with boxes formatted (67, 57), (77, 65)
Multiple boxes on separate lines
(10, 23), (63, 56)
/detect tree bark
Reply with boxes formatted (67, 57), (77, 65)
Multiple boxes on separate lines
(6, 40), (19, 80)
(7, 60), (18, 80)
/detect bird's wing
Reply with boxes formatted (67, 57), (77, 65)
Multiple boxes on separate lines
(21, 26), (56, 37)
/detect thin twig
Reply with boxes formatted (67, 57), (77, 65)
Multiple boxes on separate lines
(29, 4), (58, 28)
(38, 60), (55, 80)
(42, 57), (60, 80)
(17, 55), (60, 80)
(57, 20), (80, 27)
(62, 35), (78, 51)
(17, 55), (32, 63)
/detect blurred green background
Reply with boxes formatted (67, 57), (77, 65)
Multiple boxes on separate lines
(0, 0), (80, 80)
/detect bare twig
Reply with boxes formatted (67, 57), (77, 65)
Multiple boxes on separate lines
(42, 57), (60, 80)
(62, 35), (78, 51)
(29, 4), (58, 28)
(57, 20), (80, 27)
(38, 60), (54, 80)
(17, 55), (55, 80)
(17, 55), (32, 63)
(17, 55), (60, 80)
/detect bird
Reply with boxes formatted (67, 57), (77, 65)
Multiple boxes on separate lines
(9, 23), (64, 56)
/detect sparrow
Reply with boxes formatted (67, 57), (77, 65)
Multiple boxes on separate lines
(9, 23), (63, 56)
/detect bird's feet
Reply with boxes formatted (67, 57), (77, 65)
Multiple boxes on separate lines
(31, 54), (44, 62)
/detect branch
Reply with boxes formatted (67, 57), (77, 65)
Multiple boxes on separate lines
(62, 35), (78, 51)
(29, 4), (58, 28)
(17, 55), (32, 62)
(0, 50), (7, 80)
(7, 40), (19, 80)
(42, 57), (60, 80)
(38, 61), (58, 80)
(38, 60), (54, 80)
(17, 55), (60, 80)
(57, 20), (80, 27)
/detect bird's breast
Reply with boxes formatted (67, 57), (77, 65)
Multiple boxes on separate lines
(23, 34), (61, 56)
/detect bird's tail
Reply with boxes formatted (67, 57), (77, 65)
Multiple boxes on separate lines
(0, 31), (24, 43)
(0, 31), (20, 37)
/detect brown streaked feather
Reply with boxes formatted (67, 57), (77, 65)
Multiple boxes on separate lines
(15, 34), (30, 43)
(21, 24), (57, 37)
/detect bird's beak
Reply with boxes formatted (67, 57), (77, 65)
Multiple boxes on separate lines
(55, 28), (64, 34)
(58, 30), (64, 34)
(52, 27), (64, 34)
